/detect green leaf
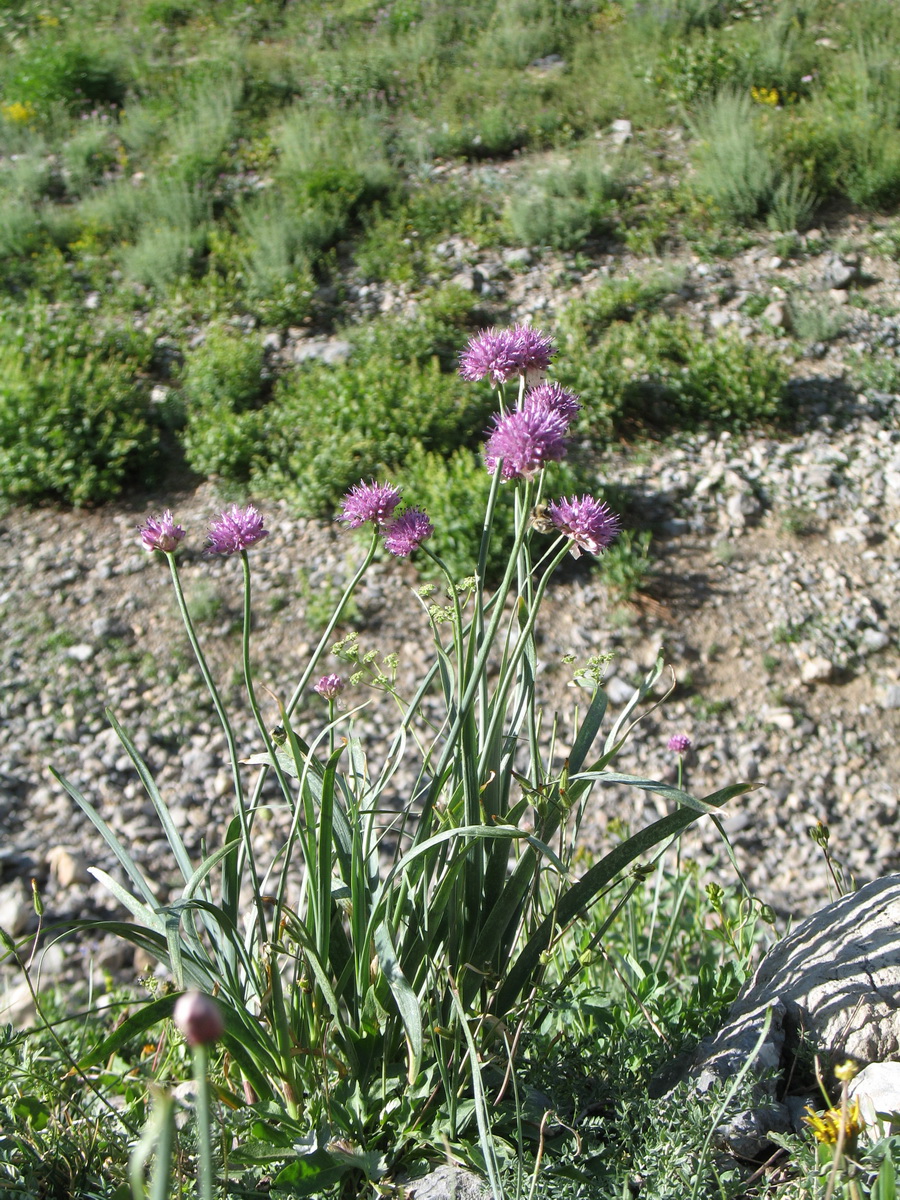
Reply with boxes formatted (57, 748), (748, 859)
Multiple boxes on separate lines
(568, 684), (608, 776)
(106, 708), (194, 885)
(88, 868), (165, 933)
(493, 790), (746, 1017)
(79, 995), (179, 1070)
(374, 922), (423, 1083)
(272, 1148), (347, 1194)
(51, 768), (159, 911)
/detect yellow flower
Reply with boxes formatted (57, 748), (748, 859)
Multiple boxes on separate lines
(750, 85), (780, 107)
(804, 1099), (863, 1145)
(2, 100), (36, 124)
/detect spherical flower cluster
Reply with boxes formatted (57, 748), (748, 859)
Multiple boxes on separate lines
(314, 674), (344, 701)
(206, 505), (269, 556)
(139, 510), (185, 554)
(459, 325), (556, 386)
(667, 734), (692, 754)
(546, 495), (621, 558)
(523, 381), (582, 425)
(339, 481), (401, 529)
(382, 507), (434, 557)
(484, 406), (568, 480)
(173, 990), (225, 1047)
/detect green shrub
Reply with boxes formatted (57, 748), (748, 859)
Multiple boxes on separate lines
(399, 446), (605, 584)
(568, 313), (787, 437)
(397, 446), (513, 582)
(767, 164), (818, 232)
(0, 346), (157, 505)
(119, 177), (212, 291)
(60, 121), (120, 196)
(846, 124), (900, 210)
(258, 351), (489, 515)
(355, 182), (501, 286)
(7, 40), (127, 111)
(180, 328), (267, 481)
(164, 74), (242, 186)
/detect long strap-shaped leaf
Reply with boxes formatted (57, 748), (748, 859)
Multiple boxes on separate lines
(570, 770), (732, 815)
(52, 769), (159, 910)
(105, 708), (194, 885)
(491, 782), (754, 1017)
(373, 922), (423, 1084)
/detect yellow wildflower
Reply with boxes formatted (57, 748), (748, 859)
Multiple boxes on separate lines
(2, 100), (36, 124)
(803, 1099), (863, 1145)
(750, 86), (780, 107)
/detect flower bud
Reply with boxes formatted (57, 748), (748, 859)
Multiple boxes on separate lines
(173, 991), (224, 1047)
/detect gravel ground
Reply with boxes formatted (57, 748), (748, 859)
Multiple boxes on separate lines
(2, 222), (900, 1006)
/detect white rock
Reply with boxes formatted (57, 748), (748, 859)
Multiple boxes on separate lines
(801, 656), (833, 684)
(47, 845), (92, 888)
(850, 1063), (900, 1131)
(67, 644), (95, 662)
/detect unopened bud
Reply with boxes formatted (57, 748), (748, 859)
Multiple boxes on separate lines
(173, 991), (225, 1047)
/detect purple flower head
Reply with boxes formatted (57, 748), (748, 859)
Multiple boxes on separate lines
(339, 481), (402, 529)
(139, 510), (185, 554)
(314, 674), (344, 701)
(173, 990), (224, 1047)
(459, 325), (556, 386)
(383, 507), (434, 557)
(206, 504), (269, 556)
(546, 495), (621, 558)
(667, 734), (692, 754)
(484, 406), (568, 480)
(524, 381), (582, 427)
(511, 324), (557, 382)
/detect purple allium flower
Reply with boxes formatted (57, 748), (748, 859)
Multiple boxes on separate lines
(546, 495), (621, 557)
(314, 674), (344, 701)
(139, 510), (185, 554)
(173, 991), (225, 1047)
(667, 734), (692, 754)
(206, 504), (269, 556)
(524, 381), (582, 427)
(383, 507), (434, 557)
(510, 324), (556, 379)
(484, 406), (568, 480)
(339, 481), (402, 529)
(459, 325), (556, 386)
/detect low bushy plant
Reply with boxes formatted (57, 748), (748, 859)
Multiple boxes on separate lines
(568, 312), (787, 436)
(0, 345), (157, 505)
(5, 38), (127, 112)
(0, 300), (159, 505)
(180, 327), (268, 481)
(689, 89), (776, 223)
(258, 345), (488, 514)
(561, 266), (686, 339)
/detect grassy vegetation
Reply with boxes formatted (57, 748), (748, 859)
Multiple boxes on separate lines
(1, 862), (772, 1200)
(0, 0), (898, 516)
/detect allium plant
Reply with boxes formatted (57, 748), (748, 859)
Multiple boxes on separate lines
(55, 332), (752, 1196)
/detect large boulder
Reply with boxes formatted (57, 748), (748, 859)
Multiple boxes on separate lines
(683, 874), (900, 1157)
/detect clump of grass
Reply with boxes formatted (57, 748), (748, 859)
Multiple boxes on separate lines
(689, 89), (777, 223)
(505, 145), (634, 251)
